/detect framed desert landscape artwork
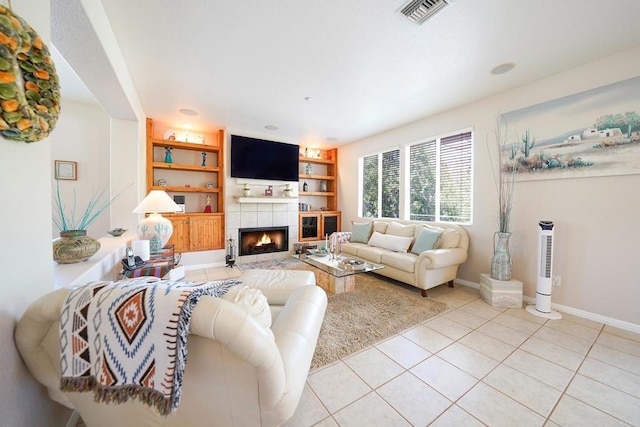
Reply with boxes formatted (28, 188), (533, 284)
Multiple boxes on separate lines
(501, 76), (640, 181)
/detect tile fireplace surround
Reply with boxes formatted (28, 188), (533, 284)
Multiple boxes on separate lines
(225, 195), (299, 264)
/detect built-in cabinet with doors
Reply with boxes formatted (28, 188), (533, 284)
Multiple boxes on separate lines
(146, 118), (225, 252)
(298, 148), (341, 242)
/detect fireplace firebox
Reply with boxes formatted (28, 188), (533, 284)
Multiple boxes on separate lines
(238, 226), (288, 256)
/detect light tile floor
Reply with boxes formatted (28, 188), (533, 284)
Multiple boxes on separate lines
(189, 268), (640, 426)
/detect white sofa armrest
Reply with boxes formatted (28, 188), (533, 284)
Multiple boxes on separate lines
(416, 248), (468, 270)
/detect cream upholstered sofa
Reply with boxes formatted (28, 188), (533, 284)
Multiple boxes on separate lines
(341, 217), (469, 296)
(15, 281), (326, 427)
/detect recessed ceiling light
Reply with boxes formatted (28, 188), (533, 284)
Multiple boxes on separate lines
(327, 137), (338, 142)
(491, 63), (516, 75)
(179, 108), (198, 116)
(304, 97), (312, 101)
(265, 125), (279, 131)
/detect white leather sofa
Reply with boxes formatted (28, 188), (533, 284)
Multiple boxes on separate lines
(15, 282), (327, 427)
(341, 218), (469, 296)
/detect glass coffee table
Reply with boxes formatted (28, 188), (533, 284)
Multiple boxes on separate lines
(292, 253), (384, 294)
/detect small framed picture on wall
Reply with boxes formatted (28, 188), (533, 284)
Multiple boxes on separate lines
(54, 160), (77, 180)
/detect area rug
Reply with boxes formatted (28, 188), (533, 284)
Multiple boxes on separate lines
(237, 258), (448, 369)
(309, 272), (448, 369)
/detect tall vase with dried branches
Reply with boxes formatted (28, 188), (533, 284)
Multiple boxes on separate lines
(487, 117), (517, 280)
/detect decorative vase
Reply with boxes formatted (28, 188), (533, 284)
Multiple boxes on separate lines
(53, 230), (101, 264)
(491, 231), (512, 280)
(242, 184), (251, 197)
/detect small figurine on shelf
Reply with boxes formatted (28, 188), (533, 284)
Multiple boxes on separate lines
(265, 185), (273, 196)
(201, 152), (207, 166)
(283, 183), (293, 197)
(204, 194), (212, 213)
(303, 181), (308, 192)
(305, 162), (312, 175)
(164, 147), (173, 163)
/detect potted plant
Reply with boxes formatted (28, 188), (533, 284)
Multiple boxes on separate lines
(52, 180), (130, 264)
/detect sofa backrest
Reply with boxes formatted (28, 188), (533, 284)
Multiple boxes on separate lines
(353, 217), (469, 251)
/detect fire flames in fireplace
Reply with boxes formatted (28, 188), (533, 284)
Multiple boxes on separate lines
(256, 233), (271, 246)
(239, 227), (288, 256)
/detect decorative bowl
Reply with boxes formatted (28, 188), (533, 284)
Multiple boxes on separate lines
(107, 228), (127, 237)
(308, 249), (329, 257)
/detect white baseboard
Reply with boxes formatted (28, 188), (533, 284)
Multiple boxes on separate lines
(454, 279), (640, 334)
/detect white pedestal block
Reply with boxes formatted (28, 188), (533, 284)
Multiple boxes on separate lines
(480, 273), (523, 308)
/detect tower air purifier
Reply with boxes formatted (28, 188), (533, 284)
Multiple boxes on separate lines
(526, 220), (562, 319)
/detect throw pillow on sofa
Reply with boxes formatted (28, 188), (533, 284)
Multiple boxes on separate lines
(372, 221), (388, 234)
(386, 221), (415, 238)
(411, 227), (442, 255)
(351, 221), (372, 243)
(421, 224), (461, 249)
(368, 231), (413, 253)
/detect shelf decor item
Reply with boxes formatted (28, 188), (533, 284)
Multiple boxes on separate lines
(164, 147), (173, 163)
(283, 183), (293, 197)
(242, 183), (251, 197)
(107, 228), (127, 237)
(487, 117), (517, 280)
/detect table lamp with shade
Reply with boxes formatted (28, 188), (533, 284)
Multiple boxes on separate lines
(133, 190), (181, 253)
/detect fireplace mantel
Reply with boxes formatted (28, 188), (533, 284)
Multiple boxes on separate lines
(233, 196), (297, 204)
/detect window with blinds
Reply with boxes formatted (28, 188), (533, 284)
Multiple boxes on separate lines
(359, 130), (472, 224)
(409, 131), (472, 223)
(439, 132), (472, 223)
(360, 149), (400, 218)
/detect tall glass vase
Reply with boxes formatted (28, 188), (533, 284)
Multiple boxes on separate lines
(491, 232), (512, 281)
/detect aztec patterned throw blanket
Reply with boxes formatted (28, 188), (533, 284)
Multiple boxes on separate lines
(60, 278), (241, 415)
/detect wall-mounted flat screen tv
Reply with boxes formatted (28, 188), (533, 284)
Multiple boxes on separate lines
(230, 135), (299, 182)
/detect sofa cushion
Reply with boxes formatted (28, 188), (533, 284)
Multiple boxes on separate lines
(239, 269), (315, 305)
(221, 286), (272, 328)
(411, 227), (442, 254)
(386, 221), (416, 238)
(351, 221), (372, 243)
(439, 229), (461, 249)
(368, 231), (413, 253)
(380, 251), (417, 273)
(355, 245), (388, 263)
(372, 221), (388, 234)
(340, 241), (362, 256)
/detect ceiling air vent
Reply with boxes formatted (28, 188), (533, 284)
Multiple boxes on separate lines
(400, 0), (452, 24)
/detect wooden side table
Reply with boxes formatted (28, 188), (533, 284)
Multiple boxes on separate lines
(120, 246), (175, 279)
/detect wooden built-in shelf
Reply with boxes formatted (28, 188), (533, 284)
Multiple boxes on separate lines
(151, 138), (221, 152)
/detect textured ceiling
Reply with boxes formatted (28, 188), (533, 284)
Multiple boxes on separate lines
(52, 0), (640, 146)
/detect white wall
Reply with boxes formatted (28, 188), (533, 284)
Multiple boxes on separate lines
(0, 1), (74, 425)
(50, 100), (110, 238)
(110, 118), (141, 233)
(339, 45), (640, 328)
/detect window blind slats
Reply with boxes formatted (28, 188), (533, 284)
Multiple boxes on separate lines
(361, 131), (472, 224)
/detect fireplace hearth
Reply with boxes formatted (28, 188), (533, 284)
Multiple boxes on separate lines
(239, 226), (288, 256)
